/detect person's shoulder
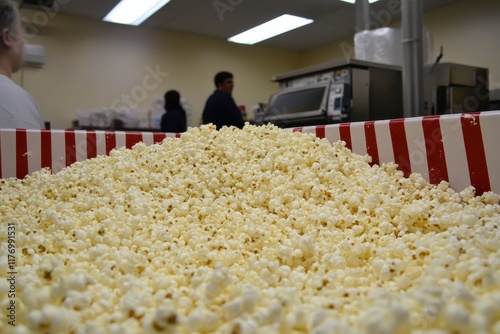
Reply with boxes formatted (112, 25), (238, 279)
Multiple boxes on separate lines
(0, 75), (19, 89)
(214, 90), (233, 101)
(166, 108), (179, 116)
(209, 90), (222, 97)
(0, 78), (42, 115)
(0, 76), (33, 97)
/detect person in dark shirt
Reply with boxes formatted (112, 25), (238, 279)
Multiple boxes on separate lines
(202, 71), (244, 129)
(161, 90), (187, 133)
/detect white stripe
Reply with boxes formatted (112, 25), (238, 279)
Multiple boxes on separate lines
(26, 130), (42, 176)
(480, 111), (500, 194)
(350, 122), (367, 156)
(439, 115), (470, 192)
(74, 131), (88, 162)
(374, 120), (394, 165)
(115, 132), (127, 150)
(0, 130), (16, 179)
(141, 132), (154, 146)
(301, 126), (316, 136)
(404, 117), (429, 181)
(324, 124), (341, 145)
(51, 131), (67, 174)
(95, 131), (107, 156)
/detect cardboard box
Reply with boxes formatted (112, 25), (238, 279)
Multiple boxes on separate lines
(1, 111), (499, 195)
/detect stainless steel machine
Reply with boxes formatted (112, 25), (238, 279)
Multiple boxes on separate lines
(423, 62), (489, 115)
(258, 58), (404, 127)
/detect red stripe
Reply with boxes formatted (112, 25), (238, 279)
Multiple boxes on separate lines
(315, 125), (326, 139)
(105, 132), (116, 155)
(422, 116), (449, 185)
(40, 130), (52, 172)
(175, 133), (181, 138)
(65, 130), (76, 167)
(153, 133), (167, 144)
(293, 127), (303, 133)
(364, 121), (379, 166)
(125, 133), (143, 149)
(461, 113), (490, 195)
(389, 119), (411, 177)
(16, 129), (28, 179)
(86, 131), (97, 159)
(339, 123), (352, 150)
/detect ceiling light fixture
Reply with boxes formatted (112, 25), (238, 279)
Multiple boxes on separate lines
(103, 0), (171, 26)
(228, 14), (314, 45)
(340, 0), (379, 3)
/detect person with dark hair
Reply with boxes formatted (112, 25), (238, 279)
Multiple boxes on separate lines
(202, 71), (244, 130)
(0, 0), (44, 129)
(161, 90), (187, 133)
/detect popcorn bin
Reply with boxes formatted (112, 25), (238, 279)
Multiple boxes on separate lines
(291, 111), (500, 196)
(1, 111), (499, 333)
(1, 111), (499, 194)
(0, 130), (179, 180)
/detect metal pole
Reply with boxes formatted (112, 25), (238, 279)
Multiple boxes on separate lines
(401, 0), (424, 117)
(355, 0), (370, 31)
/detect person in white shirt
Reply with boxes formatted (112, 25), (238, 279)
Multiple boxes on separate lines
(0, 0), (44, 129)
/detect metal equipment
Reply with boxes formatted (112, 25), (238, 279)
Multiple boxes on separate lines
(258, 58), (403, 127)
(424, 63), (489, 115)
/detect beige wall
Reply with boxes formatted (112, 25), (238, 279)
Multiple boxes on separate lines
(13, 0), (500, 129)
(13, 9), (301, 129)
(301, 0), (500, 92)
(423, 0), (500, 90)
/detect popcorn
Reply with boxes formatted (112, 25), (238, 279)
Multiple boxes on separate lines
(0, 124), (499, 333)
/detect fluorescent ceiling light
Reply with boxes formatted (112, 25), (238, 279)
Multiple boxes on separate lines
(340, 0), (379, 3)
(103, 0), (171, 26)
(228, 14), (313, 45)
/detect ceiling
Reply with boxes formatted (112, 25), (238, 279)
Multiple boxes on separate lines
(22, 0), (460, 51)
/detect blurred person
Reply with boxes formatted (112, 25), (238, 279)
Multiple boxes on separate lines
(161, 90), (187, 133)
(0, 0), (44, 129)
(202, 71), (244, 129)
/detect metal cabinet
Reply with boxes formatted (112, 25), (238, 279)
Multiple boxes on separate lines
(424, 63), (489, 115)
(262, 58), (404, 127)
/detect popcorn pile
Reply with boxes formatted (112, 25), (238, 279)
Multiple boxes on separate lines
(1, 124), (500, 334)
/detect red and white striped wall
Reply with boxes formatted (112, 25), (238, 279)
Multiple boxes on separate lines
(1, 111), (499, 195)
(0, 130), (178, 180)
(292, 111), (500, 195)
